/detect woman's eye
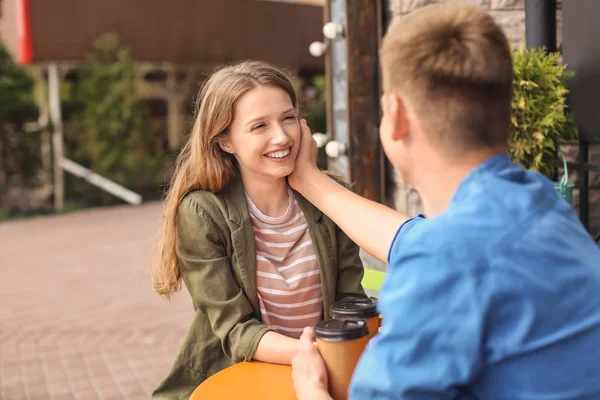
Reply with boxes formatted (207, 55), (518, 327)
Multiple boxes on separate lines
(251, 123), (266, 131)
(284, 115), (297, 121)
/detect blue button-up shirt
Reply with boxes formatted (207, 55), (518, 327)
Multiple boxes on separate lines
(350, 154), (600, 399)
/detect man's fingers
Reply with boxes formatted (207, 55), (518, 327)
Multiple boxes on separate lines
(300, 119), (313, 142)
(299, 327), (316, 352)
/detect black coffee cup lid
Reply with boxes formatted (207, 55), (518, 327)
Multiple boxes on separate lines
(314, 319), (368, 342)
(330, 296), (379, 319)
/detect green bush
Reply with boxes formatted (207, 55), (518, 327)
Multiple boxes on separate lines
(67, 33), (164, 197)
(302, 75), (327, 170)
(509, 47), (578, 178)
(0, 42), (41, 190)
(304, 75), (327, 134)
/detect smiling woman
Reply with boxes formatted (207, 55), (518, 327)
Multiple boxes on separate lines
(218, 85), (300, 205)
(150, 61), (367, 400)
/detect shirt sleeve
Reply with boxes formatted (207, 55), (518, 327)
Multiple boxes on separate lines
(350, 219), (483, 399)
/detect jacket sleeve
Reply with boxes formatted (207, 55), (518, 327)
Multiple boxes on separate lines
(176, 195), (270, 362)
(331, 178), (367, 301)
(334, 223), (367, 301)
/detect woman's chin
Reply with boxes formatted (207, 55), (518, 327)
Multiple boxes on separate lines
(270, 166), (294, 180)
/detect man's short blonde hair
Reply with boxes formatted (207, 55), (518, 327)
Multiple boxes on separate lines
(381, 3), (513, 154)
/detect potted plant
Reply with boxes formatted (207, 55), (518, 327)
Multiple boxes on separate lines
(509, 46), (578, 203)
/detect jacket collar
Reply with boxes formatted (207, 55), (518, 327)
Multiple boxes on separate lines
(222, 175), (322, 227)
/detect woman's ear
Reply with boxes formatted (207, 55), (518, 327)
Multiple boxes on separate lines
(218, 137), (234, 154)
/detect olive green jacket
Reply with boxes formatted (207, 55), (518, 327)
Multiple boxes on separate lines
(152, 178), (365, 399)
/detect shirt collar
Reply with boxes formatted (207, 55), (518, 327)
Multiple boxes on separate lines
(222, 175), (322, 227)
(450, 152), (512, 205)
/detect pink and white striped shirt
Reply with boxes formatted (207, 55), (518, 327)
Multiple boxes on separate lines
(247, 189), (323, 338)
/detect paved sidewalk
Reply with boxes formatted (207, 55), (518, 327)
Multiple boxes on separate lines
(0, 203), (193, 400)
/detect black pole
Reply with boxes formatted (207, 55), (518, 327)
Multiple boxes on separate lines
(579, 139), (590, 231)
(525, 0), (557, 51)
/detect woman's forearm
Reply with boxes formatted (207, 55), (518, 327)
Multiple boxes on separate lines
(253, 331), (301, 365)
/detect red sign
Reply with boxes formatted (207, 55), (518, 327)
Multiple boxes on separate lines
(17, 0), (33, 64)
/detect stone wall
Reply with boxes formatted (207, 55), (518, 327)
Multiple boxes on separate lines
(389, 0), (528, 46)
(387, 0), (600, 235)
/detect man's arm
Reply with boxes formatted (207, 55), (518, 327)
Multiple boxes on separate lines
(289, 120), (410, 263)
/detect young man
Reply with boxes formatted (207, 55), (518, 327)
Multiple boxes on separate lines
(289, 3), (600, 400)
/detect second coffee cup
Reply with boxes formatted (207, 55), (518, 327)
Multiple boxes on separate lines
(314, 319), (369, 400)
(330, 297), (380, 340)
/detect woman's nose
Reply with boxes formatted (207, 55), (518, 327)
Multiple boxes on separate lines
(271, 124), (290, 144)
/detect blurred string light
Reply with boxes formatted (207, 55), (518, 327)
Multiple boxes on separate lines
(310, 22), (345, 57)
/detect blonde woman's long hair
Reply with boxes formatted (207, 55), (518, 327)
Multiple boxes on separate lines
(152, 61), (299, 297)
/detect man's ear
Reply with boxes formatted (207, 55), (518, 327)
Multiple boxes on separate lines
(387, 93), (410, 142)
(218, 137), (234, 154)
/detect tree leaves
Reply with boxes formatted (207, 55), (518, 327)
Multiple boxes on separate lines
(0, 43), (41, 189)
(509, 47), (578, 178)
(68, 33), (163, 189)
